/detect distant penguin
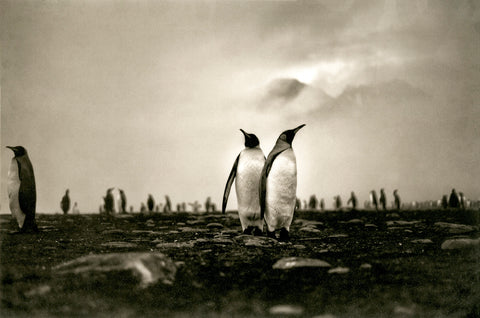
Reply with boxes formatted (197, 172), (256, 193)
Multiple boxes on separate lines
(104, 188), (114, 214)
(147, 194), (155, 212)
(61, 189), (71, 214)
(119, 189), (127, 213)
(393, 189), (401, 210)
(260, 124), (305, 240)
(7, 146), (38, 232)
(222, 129), (265, 235)
(379, 188), (387, 210)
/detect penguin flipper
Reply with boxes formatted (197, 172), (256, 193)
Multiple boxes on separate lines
(222, 154), (240, 214)
(260, 147), (288, 219)
(17, 158), (37, 227)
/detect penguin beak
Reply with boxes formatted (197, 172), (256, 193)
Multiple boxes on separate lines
(6, 146), (13, 150)
(239, 129), (247, 137)
(293, 124), (306, 134)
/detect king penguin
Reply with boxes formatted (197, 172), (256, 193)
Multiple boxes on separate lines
(222, 129), (265, 235)
(7, 146), (38, 232)
(260, 124), (305, 241)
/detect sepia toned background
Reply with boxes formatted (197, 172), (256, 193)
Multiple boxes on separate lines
(1, 0), (479, 213)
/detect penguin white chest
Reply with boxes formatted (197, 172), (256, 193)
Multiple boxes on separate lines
(7, 158), (25, 228)
(235, 149), (265, 228)
(265, 149), (297, 230)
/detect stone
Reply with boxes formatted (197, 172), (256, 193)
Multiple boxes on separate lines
(206, 223), (224, 229)
(328, 234), (348, 238)
(299, 227), (322, 233)
(328, 267), (350, 274)
(156, 242), (194, 248)
(441, 238), (480, 250)
(54, 252), (177, 288)
(359, 263), (372, 270)
(386, 220), (421, 226)
(272, 257), (331, 270)
(235, 235), (278, 247)
(411, 239), (433, 244)
(24, 285), (51, 297)
(364, 224), (378, 228)
(100, 242), (138, 248)
(434, 222), (476, 234)
(347, 219), (363, 224)
(269, 304), (304, 315)
(101, 229), (126, 235)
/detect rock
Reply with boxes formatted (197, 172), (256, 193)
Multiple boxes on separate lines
(272, 257), (331, 270)
(386, 220), (421, 226)
(411, 239), (433, 244)
(131, 230), (154, 235)
(434, 222), (476, 234)
(359, 263), (372, 270)
(101, 229), (126, 235)
(394, 305), (415, 316)
(364, 224), (378, 228)
(178, 227), (208, 233)
(100, 242), (138, 248)
(269, 304), (304, 315)
(328, 234), (348, 238)
(386, 213), (400, 218)
(54, 252), (177, 288)
(328, 267), (350, 274)
(293, 244), (306, 249)
(299, 227), (322, 233)
(24, 284), (51, 297)
(235, 235), (278, 247)
(156, 242), (194, 248)
(441, 238), (480, 250)
(186, 220), (203, 225)
(348, 218), (363, 224)
(206, 223), (224, 229)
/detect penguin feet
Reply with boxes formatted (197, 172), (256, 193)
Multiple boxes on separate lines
(253, 227), (263, 236)
(279, 228), (290, 241)
(267, 230), (276, 239)
(243, 227), (253, 235)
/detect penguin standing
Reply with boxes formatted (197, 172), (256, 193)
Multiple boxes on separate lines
(61, 189), (70, 214)
(119, 189), (127, 213)
(222, 129), (265, 235)
(260, 124), (305, 240)
(104, 188), (114, 214)
(7, 146), (38, 232)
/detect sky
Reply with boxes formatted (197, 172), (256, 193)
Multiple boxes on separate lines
(1, 0), (479, 213)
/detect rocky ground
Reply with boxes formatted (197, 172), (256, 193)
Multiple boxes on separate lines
(1, 209), (479, 317)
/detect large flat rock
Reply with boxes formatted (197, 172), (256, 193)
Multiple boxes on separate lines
(54, 252), (177, 288)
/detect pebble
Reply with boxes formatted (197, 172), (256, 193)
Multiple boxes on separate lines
(101, 229), (126, 235)
(299, 227), (322, 233)
(364, 224), (378, 228)
(24, 284), (51, 297)
(441, 238), (480, 250)
(328, 234), (348, 238)
(386, 220), (421, 226)
(359, 263), (372, 270)
(411, 239), (433, 244)
(272, 257), (331, 270)
(269, 304), (304, 315)
(156, 242), (194, 248)
(206, 223), (224, 229)
(54, 252), (177, 288)
(100, 242), (138, 248)
(235, 235), (278, 247)
(328, 267), (350, 274)
(434, 222), (476, 234)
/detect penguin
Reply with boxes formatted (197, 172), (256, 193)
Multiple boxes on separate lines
(119, 189), (127, 213)
(222, 129), (265, 235)
(61, 189), (70, 214)
(7, 146), (38, 232)
(260, 124), (305, 241)
(104, 188), (115, 214)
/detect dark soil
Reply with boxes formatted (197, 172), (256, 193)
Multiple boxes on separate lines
(1, 209), (479, 317)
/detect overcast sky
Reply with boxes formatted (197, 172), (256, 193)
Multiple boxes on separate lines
(1, 0), (479, 213)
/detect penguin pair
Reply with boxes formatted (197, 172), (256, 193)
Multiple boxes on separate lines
(7, 146), (38, 233)
(222, 124), (305, 240)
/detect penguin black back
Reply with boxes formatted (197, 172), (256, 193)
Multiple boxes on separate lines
(7, 146), (37, 231)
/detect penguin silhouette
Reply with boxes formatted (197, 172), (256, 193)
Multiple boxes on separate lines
(7, 146), (38, 232)
(104, 188), (114, 214)
(119, 189), (127, 213)
(393, 189), (401, 210)
(222, 129), (265, 235)
(260, 124), (305, 240)
(61, 189), (70, 214)
(147, 194), (155, 212)
(379, 188), (387, 210)
(347, 191), (357, 211)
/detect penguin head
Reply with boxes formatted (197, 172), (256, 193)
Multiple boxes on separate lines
(277, 124), (306, 145)
(6, 146), (27, 157)
(239, 129), (260, 148)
